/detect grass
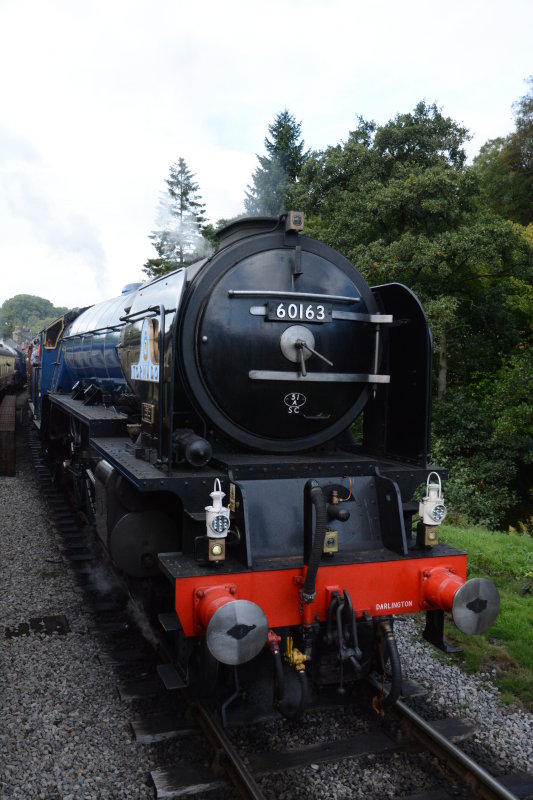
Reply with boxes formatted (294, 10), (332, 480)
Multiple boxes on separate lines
(438, 524), (533, 708)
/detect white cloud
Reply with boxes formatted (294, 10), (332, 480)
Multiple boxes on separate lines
(0, 0), (531, 308)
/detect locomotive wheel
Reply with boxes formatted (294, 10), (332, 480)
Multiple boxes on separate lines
(72, 471), (84, 510)
(72, 470), (96, 526)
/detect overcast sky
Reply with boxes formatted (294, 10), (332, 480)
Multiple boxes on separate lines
(0, 0), (531, 312)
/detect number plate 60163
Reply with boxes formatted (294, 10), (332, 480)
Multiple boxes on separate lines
(266, 301), (332, 323)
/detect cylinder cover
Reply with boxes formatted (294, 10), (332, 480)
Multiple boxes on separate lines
(109, 510), (177, 578)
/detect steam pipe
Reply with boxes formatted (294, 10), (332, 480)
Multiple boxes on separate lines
(302, 484), (328, 604)
(276, 666), (308, 720)
(272, 648), (285, 703)
(376, 620), (402, 708)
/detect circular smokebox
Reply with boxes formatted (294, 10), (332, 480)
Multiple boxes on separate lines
(179, 231), (378, 453)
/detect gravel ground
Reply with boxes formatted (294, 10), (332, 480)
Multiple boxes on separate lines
(235, 621), (533, 800)
(0, 418), (159, 799)
(1, 405), (532, 800)
(395, 615), (533, 775)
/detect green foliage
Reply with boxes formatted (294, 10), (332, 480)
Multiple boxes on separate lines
(373, 101), (470, 169)
(144, 158), (213, 279)
(439, 525), (533, 706)
(289, 105), (477, 265)
(245, 110), (309, 216)
(522, 222), (533, 248)
(440, 524), (533, 588)
(473, 76), (533, 225)
(433, 362), (533, 531)
(485, 347), (533, 453)
(203, 217), (242, 250)
(291, 103), (533, 379)
(288, 99), (533, 527)
(442, 344), (533, 530)
(0, 294), (68, 340)
(432, 390), (519, 528)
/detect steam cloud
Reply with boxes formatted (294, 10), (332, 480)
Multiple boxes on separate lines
(152, 194), (213, 265)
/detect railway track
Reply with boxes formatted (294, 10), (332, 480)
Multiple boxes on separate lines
(392, 698), (530, 800)
(24, 415), (533, 800)
(141, 688), (533, 800)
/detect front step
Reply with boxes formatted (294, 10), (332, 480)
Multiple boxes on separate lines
(157, 663), (187, 691)
(158, 611), (181, 633)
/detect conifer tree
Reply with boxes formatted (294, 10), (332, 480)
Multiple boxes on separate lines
(244, 110), (309, 216)
(144, 158), (212, 278)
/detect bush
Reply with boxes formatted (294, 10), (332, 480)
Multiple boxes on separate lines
(432, 390), (519, 529)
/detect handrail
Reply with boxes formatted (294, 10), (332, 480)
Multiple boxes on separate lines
(228, 289), (360, 304)
(119, 306), (176, 324)
(157, 305), (166, 468)
(63, 323), (126, 340)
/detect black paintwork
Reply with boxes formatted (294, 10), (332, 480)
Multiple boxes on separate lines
(34, 216), (462, 691)
(363, 283), (432, 464)
(179, 228), (379, 453)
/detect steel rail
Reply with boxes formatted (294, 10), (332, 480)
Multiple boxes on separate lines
(394, 698), (519, 800)
(195, 702), (267, 800)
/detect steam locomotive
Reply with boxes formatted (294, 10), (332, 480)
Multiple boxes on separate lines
(31, 212), (499, 718)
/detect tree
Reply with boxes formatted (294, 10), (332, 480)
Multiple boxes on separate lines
(0, 295), (68, 340)
(474, 77), (533, 225)
(143, 158), (213, 279)
(288, 103), (532, 394)
(288, 101), (533, 528)
(244, 110), (309, 216)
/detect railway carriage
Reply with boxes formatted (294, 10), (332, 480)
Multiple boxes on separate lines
(0, 342), (25, 395)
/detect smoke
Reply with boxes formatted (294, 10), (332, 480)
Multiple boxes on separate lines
(127, 598), (160, 648)
(152, 194), (213, 265)
(86, 562), (124, 596)
(86, 563), (160, 648)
